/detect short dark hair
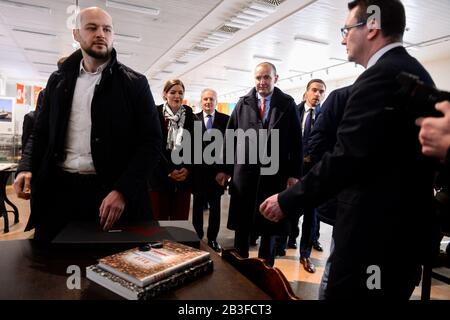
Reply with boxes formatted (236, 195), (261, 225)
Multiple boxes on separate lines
(347, 0), (405, 41)
(256, 62), (277, 76)
(306, 79), (326, 90)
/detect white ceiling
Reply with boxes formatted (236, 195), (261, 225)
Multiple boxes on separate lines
(0, 0), (449, 105)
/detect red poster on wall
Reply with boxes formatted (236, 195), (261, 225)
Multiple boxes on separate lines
(33, 86), (43, 107)
(16, 83), (26, 104)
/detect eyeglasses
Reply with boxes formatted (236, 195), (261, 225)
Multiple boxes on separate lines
(340, 21), (365, 38)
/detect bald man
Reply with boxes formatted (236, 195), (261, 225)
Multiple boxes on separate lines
(14, 7), (162, 242)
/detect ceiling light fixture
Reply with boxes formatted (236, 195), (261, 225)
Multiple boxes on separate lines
(117, 51), (134, 58)
(230, 17), (255, 26)
(224, 66), (252, 73)
(289, 69), (307, 74)
(106, 0), (160, 15)
(242, 7), (269, 18)
(252, 54), (282, 62)
(114, 33), (142, 42)
(24, 48), (59, 55)
(294, 35), (329, 46)
(205, 77), (228, 82)
(32, 62), (56, 66)
(12, 28), (57, 38)
(0, 0), (51, 14)
(248, 2), (277, 13)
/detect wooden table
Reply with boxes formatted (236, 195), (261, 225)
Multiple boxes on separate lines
(0, 240), (270, 300)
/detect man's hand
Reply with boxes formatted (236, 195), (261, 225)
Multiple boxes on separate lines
(99, 190), (125, 231)
(286, 177), (299, 188)
(416, 101), (450, 161)
(13, 171), (32, 199)
(260, 194), (285, 222)
(169, 168), (189, 182)
(215, 172), (230, 186)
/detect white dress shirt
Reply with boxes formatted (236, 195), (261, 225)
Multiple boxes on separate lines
(60, 59), (109, 174)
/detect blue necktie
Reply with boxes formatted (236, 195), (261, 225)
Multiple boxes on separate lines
(206, 114), (213, 130)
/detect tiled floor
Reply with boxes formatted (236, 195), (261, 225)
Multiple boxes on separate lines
(1, 187), (449, 300)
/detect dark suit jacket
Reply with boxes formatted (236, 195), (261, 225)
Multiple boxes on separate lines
(225, 87), (302, 235)
(192, 110), (230, 195)
(22, 111), (35, 150)
(23, 49), (162, 231)
(306, 85), (353, 225)
(278, 47), (437, 279)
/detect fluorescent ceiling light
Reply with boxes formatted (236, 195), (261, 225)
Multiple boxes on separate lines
(106, 0), (159, 15)
(236, 12), (263, 22)
(172, 60), (188, 65)
(0, 0), (51, 14)
(242, 8), (269, 18)
(205, 77), (227, 82)
(230, 17), (254, 26)
(329, 57), (347, 62)
(252, 54), (282, 62)
(114, 33), (141, 42)
(117, 51), (134, 58)
(289, 69), (307, 74)
(32, 62), (56, 66)
(24, 48), (59, 54)
(12, 28), (56, 38)
(294, 35), (329, 46)
(211, 31), (234, 39)
(224, 66), (252, 73)
(248, 2), (276, 13)
(225, 21), (248, 30)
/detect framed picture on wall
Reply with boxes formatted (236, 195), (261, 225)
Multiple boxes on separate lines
(0, 97), (13, 123)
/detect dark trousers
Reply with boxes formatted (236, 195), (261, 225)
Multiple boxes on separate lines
(34, 170), (106, 242)
(234, 230), (250, 258)
(282, 207), (317, 258)
(192, 192), (221, 241)
(258, 235), (278, 267)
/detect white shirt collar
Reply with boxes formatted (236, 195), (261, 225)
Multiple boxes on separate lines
(203, 110), (215, 118)
(79, 59), (110, 75)
(367, 42), (403, 69)
(304, 101), (317, 112)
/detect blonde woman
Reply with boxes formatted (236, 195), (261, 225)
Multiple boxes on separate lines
(149, 79), (194, 220)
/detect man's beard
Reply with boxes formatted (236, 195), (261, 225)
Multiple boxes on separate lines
(84, 45), (111, 60)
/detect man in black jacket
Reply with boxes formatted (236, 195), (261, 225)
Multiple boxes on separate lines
(192, 88), (230, 252)
(216, 62), (302, 266)
(261, 0), (437, 299)
(14, 7), (161, 242)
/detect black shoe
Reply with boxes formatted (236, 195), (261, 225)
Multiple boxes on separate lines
(300, 257), (316, 273)
(208, 240), (222, 252)
(313, 241), (323, 252)
(287, 242), (297, 249)
(276, 249), (286, 257)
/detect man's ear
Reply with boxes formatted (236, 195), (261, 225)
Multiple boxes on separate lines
(73, 29), (80, 42)
(274, 74), (279, 84)
(367, 18), (380, 40)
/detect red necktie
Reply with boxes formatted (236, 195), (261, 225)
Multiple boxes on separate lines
(260, 97), (266, 120)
